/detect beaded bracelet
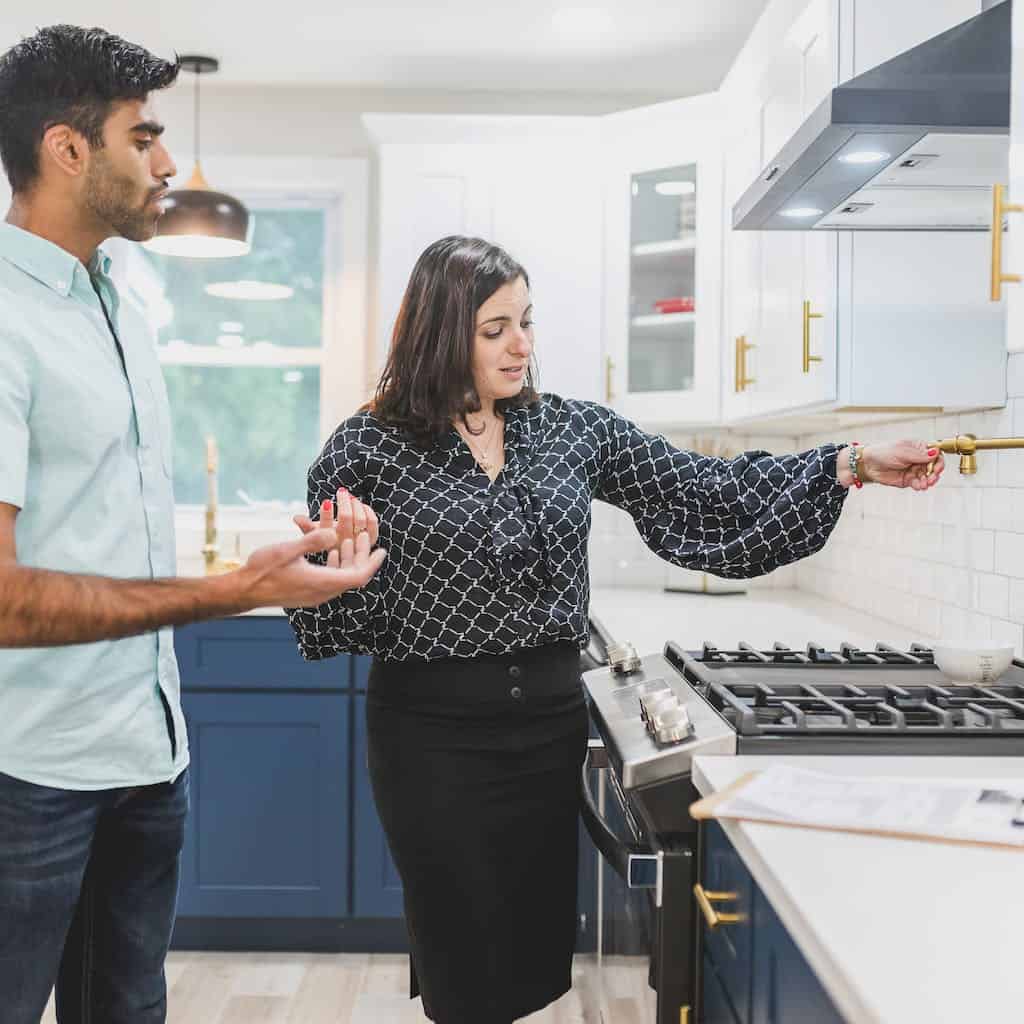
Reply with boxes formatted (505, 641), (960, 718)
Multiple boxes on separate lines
(848, 442), (864, 489)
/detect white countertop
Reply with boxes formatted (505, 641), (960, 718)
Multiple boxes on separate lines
(589, 586), (931, 657)
(692, 755), (1024, 1024)
(229, 584), (927, 633)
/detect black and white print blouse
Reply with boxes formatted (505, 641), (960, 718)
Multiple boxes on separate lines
(286, 395), (848, 663)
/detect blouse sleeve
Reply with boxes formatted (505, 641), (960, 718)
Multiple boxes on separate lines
(285, 427), (387, 660)
(591, 406), (848, 579)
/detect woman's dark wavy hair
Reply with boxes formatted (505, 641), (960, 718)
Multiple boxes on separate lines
(0, 25), (179, 194)
(372, 235), (540, 448)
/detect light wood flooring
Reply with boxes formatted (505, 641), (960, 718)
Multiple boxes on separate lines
(41, 952), (656, 1023)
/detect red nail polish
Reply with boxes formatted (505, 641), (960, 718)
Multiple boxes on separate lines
(927, 448), (938, 457)
(322, 499), (332, 512)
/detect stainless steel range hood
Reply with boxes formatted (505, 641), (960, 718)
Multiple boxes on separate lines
(733, 0), (1011, 231)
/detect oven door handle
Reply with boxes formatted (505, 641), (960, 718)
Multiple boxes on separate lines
(580, 739), (660, 892)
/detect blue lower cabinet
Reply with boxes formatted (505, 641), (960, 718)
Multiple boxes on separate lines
(702, 822), (754, 1022)
(352, 694), (405, 917)
(699, 822), (845, 1024)
(703, 954), (742, 1024)
(178, 690), (349, 918)
(750, 892), (844, 1024)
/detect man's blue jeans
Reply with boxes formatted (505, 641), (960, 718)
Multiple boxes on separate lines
(0, 768), (189, 1023)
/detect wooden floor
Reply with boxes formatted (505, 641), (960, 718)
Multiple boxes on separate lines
(41, 952), (656, 1023)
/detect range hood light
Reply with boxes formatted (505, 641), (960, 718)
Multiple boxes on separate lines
(838, 150), (890, 165)
(780, 207), (823, 218)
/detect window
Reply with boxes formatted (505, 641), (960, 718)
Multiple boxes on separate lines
(113, 197), (337, 506)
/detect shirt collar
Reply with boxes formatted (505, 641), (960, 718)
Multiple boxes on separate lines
(0, 222), (111, 297)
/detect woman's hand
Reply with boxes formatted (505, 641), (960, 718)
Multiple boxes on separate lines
(293, 488), (381, 567)
(839, 440), (945, 492)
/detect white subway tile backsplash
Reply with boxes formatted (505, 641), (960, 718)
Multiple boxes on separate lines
(995, 530), (1024, 578)
(970, 529), (995, 572)
(1010, 580), (1024, 624)
(991, 618), (1024, 656)
(974, 572), (1010, 619)
(981, 489), (1013, 531)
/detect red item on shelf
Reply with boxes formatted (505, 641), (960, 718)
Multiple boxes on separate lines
(653, 297), (695, 314)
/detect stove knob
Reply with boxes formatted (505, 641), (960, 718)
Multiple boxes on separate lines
(640, 692), (679, 722)
(607, 641), (642, 675)
(653, 706), (692, 745)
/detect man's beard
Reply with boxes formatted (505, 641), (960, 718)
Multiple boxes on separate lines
(83, 151), (158, 242)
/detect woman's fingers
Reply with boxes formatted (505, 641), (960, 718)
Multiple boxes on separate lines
(351, 496), (368, 540)
(336, 488), (354, 544)
(365, 505), (380, 547)
(320, 497), (334, 532)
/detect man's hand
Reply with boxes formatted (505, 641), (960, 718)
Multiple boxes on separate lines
(239, 522), (386, 609)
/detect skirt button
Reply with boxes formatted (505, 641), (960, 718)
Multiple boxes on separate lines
(510, 686), (523, 700)
(508, 665), (522, 679)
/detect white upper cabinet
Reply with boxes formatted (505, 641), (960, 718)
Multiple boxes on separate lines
(600, 95), (723, 427)
(364, 117), (605, 404)
(1005, 0), (1024, 353)
(719, 0), (1006, 424)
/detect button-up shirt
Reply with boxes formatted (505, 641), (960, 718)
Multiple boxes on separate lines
(0, 222), (187, 790)
(287, 397), (848, 663)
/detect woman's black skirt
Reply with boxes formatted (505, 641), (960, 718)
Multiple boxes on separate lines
(366, 640), (589, 1024)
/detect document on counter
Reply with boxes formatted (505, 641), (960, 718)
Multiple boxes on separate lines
(690, 765), (1024, 849)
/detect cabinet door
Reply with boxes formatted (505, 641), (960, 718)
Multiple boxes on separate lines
(701, 822), (755, 1023)
(178, 691), (349, 918)
(703, 953), (742, 1024)
(721, 104), (763, 423)
(1008, 0), (1024, 353)
(602, 96), (723, 427)
(751, 887), (845, 1024)
(352, 694), (405, 918)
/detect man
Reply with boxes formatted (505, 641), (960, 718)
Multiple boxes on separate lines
(0, 25), (385, 1024)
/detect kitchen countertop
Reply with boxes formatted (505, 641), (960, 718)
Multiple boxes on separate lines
(692, 755), (1024, 1024)
(229, 585), (934, 640)
(589, 586), (934, 657)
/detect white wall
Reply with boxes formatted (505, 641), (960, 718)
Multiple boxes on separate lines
(793, 355), (1024, 655)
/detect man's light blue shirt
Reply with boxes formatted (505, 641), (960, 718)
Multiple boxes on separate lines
(0, 221), (188, 790)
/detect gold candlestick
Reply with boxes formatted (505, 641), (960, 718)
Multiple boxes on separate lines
(202, 435), (242, 574)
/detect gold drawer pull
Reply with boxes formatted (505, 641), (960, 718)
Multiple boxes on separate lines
(802, 300), (823, 374)
(991, 183), (1022, 301)
(734, 335), (755, 392)
(694, 883), (745, 929)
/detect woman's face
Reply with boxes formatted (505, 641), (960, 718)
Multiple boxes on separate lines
(471, 276), (534, 406)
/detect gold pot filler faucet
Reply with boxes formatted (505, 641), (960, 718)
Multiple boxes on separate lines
(928, 434), (1024, 476)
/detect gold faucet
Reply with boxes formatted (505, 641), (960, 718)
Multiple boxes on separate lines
(930, 433), (1024, 475)
(202, 435), (242, 574)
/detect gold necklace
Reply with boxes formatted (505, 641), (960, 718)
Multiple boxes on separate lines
(462, 416), (502, 473)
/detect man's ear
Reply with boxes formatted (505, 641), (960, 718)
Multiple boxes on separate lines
(40, 124), (89, 180)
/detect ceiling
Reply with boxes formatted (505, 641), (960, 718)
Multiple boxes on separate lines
(0, 1), (770, 101)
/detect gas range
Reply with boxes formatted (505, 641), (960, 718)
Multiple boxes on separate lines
(583, 639), (1024, 793)
(579, 636), (1024, 1024)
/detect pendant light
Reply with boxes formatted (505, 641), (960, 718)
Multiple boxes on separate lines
(145, 55), (251, 258)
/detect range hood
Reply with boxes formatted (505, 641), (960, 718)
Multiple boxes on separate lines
(733, 0), (1011, 231)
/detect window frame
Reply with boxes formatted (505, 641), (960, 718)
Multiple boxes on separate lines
(150, 157), (369, 520)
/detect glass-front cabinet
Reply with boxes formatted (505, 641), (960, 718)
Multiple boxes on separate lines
(602, 96), (723, 426)
(627, 164), (698, 396)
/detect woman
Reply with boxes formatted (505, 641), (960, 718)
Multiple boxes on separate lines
(287, 235), (944, 1023)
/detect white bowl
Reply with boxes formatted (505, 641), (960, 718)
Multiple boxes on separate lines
(931, 646), (1015, 685)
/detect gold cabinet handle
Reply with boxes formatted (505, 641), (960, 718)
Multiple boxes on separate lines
(991, 183), (1023, 301)
(605, 355), (615, 403)
(694, 884), (745, 929)
(802, 299), (823, 374)
(735, 335), (755, 392)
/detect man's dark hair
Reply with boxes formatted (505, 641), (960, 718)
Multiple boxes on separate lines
(0, 25), (179, 193)
(372, 236), (539, 448)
